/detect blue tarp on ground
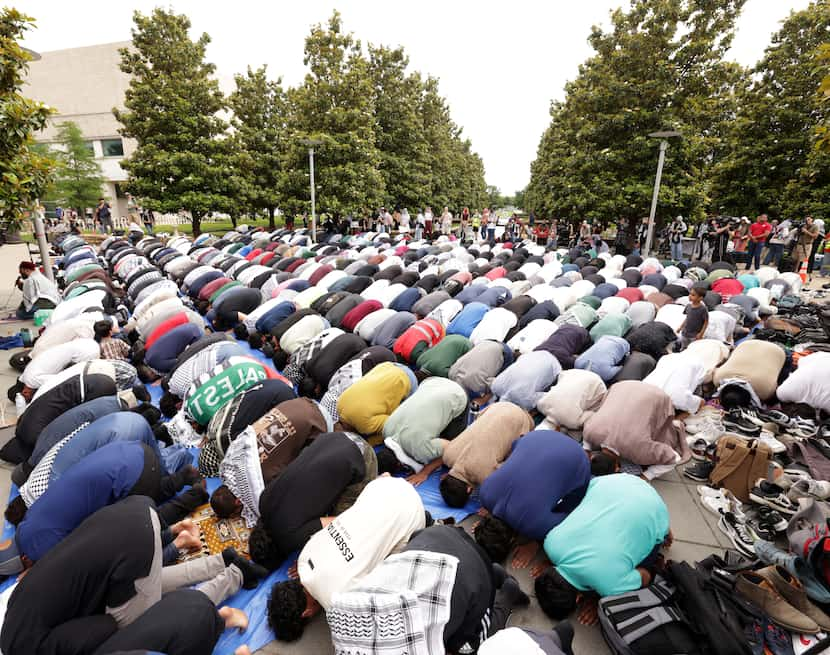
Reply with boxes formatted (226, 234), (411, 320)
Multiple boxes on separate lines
(1, 330), (480, 653)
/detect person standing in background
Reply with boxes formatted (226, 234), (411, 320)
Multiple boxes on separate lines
(807, 217), (825, 278)
(441, 207), (453, 236)
(746, 214), (772, 270)
(763, 219), (789, 268)
(94, 198), (113, 234)
(481, 207), (490, 240)
(792, 216), (820, 275)
(424, 206), (434, 237)
(668, 215), (687, 261)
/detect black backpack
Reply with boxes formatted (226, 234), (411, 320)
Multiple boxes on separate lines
(599, 563), (755, 655)
(598, 575), (703, 655)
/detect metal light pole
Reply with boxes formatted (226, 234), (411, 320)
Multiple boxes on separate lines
(300, 138), (323, 243)
(644, 130), (681, 258)
(32, 199), (54, 281)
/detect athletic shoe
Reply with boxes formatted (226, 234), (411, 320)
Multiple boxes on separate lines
(757, 430), (786, 454)
(723, 412), (762, 437)
(718, 511), (758, 558)
(756, 409), (793, 427)
(747, 518), (776, 543)
(697, 486), (746, 520)
(750, 480), (798, 515)
(691, 438), (708, 461)
(683, 460), (714, 482)
(787, 478), (830, 502)
(757, 506), (788, 532)
(738, 408), (766, 427)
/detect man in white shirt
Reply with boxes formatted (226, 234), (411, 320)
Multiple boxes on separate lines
(265, 476), (427, 641)
(16, 262), (59, 320)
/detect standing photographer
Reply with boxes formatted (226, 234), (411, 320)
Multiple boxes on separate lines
(792, 216), (820, 275)
(763, 219), (790, 268)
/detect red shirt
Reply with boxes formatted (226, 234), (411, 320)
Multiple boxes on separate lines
(750, 221), (771, 242)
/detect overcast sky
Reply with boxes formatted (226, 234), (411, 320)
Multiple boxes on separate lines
(19, 0), (811, 194)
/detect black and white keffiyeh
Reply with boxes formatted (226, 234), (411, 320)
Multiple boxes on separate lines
(219, 427), (263, 527)
(327, 551), (459, 655)
(319, 359), (363, 423)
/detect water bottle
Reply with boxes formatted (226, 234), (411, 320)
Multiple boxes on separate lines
(468, 402), (480, 424)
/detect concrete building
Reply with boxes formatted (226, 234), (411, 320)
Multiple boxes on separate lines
(23, 41), (135, 220)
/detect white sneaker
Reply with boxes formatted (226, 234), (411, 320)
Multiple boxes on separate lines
(757, 430), (786, 454)
(697, 486), (746, 520)
(788, 478), (830, 502)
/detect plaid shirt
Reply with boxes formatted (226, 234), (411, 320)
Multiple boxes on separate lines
(100, 337), (130, 361)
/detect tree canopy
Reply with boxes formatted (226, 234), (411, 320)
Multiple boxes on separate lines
(527, 0), (830, 229)
(116, 8), (234, 235)
(526, 0), (746, 230)
(48, 121), (106, 216)
(0, 9), (55, 230)
(115, 9), (487, 231)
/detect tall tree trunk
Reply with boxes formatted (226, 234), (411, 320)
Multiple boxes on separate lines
(191, 212), (202, 237)
(267, 207), (275, 231)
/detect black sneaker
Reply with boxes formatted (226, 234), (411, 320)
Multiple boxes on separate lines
(749, 480), (797, 515)
(717, 511), (757, 559)
(683, 460), (714, 482)
(722, 412), (762, 437)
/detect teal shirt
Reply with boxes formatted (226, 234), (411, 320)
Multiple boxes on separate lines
(543, 474), (669, 596)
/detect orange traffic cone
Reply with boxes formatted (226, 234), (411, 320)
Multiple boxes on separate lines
(799, 260), (808, 284)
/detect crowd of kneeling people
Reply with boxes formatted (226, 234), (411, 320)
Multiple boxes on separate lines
(0, 222), (824, 655)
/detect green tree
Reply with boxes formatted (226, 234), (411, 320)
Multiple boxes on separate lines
(367, 45), (430, 212)
(527, 0), (746, 233)
(115, 9), (233, 235)
(228, 65), (287, 230)
(0, 9), (55, 231)
(711, 1), (830, 218)
(49, 121), (106, 216)
(282, 11), (383, 220)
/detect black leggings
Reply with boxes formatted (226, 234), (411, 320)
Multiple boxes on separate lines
(92, 589), (223, 655)
(129, 444), (203, 525)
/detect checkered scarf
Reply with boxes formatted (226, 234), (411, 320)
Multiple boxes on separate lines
(327, 551), (458, 655)
(319, 359), (363, 423)
(282, 328), (343, 385)
(21, 423), (90, 506)
(219, 427), (264, 528)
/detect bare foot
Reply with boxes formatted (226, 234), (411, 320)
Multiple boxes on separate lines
(219, 606), (249, 632)
(477, 507), (490, 517)
(234, 647), (252, 655)
(511, 541), (540, 569)
(174, 530), (201, 552)
(288, 563), (299, 579)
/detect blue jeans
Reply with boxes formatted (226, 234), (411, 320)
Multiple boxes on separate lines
(746, 241), (763, 269)
(670, 241), (683, 261)
(487, 227), (496, 241)
(763, 243), (784, 267)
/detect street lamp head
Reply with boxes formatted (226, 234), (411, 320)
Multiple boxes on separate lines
(648, 130), (681, 139)
(299, 137), (324, 147)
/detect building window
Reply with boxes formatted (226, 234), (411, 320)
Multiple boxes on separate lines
(101, 138), (124, 157)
